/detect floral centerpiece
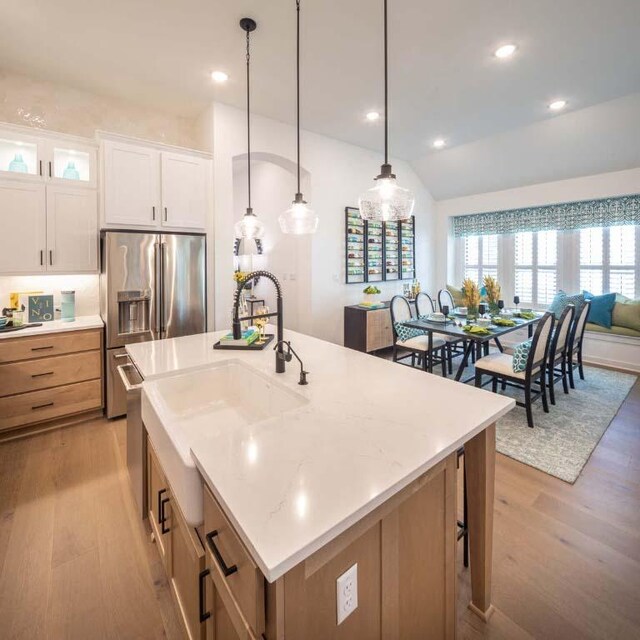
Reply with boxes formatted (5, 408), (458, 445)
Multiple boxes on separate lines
(461, 278), (481, 318)
(483, 275), (501, 315)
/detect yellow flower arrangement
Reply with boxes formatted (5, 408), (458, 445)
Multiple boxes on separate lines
(233, 271), (248, 284)
(483, 275), (501, 306)
(461, 278), (481, 314)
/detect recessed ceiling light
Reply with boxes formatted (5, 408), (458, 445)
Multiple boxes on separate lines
(366, 111), (380, 122)
(494, 44), (517, 59)
(432, 138), (446, 149)
(211, 70), (229, 83)
(548, 100), (567, 111)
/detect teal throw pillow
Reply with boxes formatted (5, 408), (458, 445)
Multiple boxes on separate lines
(512, 339), (532, 373)
(394, 322), (424, 342)
(548, 290), (584, 319)
(583, 291), (616, 329)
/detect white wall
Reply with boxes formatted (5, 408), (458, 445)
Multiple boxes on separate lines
(205, 102), (436, 345)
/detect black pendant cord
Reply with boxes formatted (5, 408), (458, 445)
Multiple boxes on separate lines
(246, 29), (252, 211)
(383, 0), (389, 166)
(296, 0), (302, 196)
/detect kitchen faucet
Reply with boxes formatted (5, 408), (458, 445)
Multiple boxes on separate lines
(273, 340), (309, 385)
(232, 270), (285, 373)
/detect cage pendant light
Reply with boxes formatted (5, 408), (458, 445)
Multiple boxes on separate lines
(358, 0), (415, 222)
(278, 0), (319, 235)
(234, 18), (265, 240)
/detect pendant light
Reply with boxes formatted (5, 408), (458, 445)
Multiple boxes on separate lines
(278, 0), (319, 235)
(358, 0), (415, 222)
(234, 18), (265, 240)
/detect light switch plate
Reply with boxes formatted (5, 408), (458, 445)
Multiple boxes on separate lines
(336, 563), (358, 625)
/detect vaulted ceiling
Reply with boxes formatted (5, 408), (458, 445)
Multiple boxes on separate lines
(2, 0), (639, 198)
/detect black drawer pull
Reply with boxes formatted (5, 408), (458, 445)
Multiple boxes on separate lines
(198, 569), (211, 623)
(205, 530), (238, 577)
(32, 402), (54, 410)
(31, 371), (54, 378)
(157, 488), (166, 526)
(31, 346), (54, 352)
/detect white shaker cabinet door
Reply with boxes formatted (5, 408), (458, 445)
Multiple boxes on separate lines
(0, 180), (46, 274)
(103, 141), (160, 227)
(46, 186), (97, 273)
(160, 152), (209, 230)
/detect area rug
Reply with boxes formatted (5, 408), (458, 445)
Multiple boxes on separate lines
(490, 367), (636, 483)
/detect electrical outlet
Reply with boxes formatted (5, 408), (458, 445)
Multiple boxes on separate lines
(336, 563), (358, 625)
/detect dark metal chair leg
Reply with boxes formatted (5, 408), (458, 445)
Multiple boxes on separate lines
(474, 369), (482, 387)
(447, 344), (453, 375)
(548, 362), (555, 405)
(441, 347), (447, 377)
(578, 346), (585, 380)
(492, 377), (498, 393)
(540, 371), (549, 413)
(411, 353), (415, 367)
(568, 350), (576, 389)
(562, 355), (569, 394)
(525, 382), (534, 428)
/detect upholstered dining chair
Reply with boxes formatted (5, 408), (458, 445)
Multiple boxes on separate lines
(546, 304), (575, 405)
(389, 295), (447, 376)
(474, 312), (556, 428)
(567, 299), (591, 389)
(416, 291), (466, 375)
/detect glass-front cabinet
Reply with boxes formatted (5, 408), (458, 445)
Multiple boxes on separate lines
(0, 125), (97, 187)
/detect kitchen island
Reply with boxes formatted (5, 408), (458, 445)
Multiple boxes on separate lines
(127, 328), (514, 639)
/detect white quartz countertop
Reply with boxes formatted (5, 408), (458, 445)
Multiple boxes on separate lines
(128, 328), (514, 582)
(0, 315), (103, 339)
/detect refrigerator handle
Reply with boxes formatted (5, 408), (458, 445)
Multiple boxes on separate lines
(160, 242), (166, 339)
(154, 242), (161, 338)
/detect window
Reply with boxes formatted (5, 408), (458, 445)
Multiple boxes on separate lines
(514, 230), (557, 305)
(463, 235), (498, 285)
(580, 226), (637, 298)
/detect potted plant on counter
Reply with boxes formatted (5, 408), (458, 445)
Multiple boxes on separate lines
(363, 285), (382, 305)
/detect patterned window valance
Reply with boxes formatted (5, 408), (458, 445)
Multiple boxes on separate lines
(451, 194), (640, 237)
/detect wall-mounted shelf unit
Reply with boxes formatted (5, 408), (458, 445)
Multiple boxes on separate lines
(345, 207), (415, 284)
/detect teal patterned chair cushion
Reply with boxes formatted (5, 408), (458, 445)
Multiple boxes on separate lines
(394, 322), (424, 342)
(548, 290), (585, 319)
(512, 339), (532, 373)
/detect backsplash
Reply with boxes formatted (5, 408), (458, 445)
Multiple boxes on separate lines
(0, 274), (99, 317)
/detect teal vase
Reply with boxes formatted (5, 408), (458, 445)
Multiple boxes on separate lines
(8, 153), (28, 173)
(63, 161), (80, 180)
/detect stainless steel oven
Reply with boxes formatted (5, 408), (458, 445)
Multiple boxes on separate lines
(117, 360), (146, 519)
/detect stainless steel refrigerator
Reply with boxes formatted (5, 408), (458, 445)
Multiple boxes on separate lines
(100, 230), (206, 418)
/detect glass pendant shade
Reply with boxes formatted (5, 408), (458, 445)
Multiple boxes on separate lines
(234, 209), (265, 240)
(279, 196), (318, 235)
(358, 174), (415, 222)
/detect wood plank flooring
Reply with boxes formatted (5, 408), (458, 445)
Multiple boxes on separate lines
(0, 378), (638, 639)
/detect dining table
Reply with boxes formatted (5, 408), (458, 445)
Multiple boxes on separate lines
(401, 313), (543, 383)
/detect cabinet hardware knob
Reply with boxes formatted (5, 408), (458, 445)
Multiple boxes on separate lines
(39, 160), (43, 176)
(40, 249), (44, 266)
(152, 206), (156, 221)
(157, 489), (170, 534)
(205, 530), (238, 577)
(49, 250), (53, 266)
(198, 569), (211, 623)
(48, 161), (52, 178)
(164, 207), (168, 222)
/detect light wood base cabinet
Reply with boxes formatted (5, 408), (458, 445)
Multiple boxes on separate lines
(147, 434), (457, 639)
(0, 328), (103, 437)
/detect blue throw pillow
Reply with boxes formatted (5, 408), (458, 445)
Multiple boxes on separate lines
(548, 290), (585, 319)
(512, 339), (532, 373)
(582, 291), (616, 328)
(394, 322), (424, 342)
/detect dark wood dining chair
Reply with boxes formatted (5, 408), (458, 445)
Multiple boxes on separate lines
(474, 312), (556, 428)
(546, 304), (575, 405)
(567, 300), (591, 389)
(389, 295), (447, 376)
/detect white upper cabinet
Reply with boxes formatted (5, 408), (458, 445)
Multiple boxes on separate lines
(100, 136), (210, 232)
(103, 140), (160, 227)
(0, 125), (97, 187)
(46, 186), (97, 273)
(161, 152), (209, 230)
(0, 181), (47, 274)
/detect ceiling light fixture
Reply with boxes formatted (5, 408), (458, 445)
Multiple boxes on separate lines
(211, 70), (229, 83)
(234, 18), (265, 241)
(366, 111), (380, 121)
(279, 0), (318, 235)
(358, 0), (415, 223)
(494, 44), (517, 59)
(548, 99), (567, 111)
(432, 138), (446, 149)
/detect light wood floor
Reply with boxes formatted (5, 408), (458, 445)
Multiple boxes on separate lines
(0, 378), (638, 640)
